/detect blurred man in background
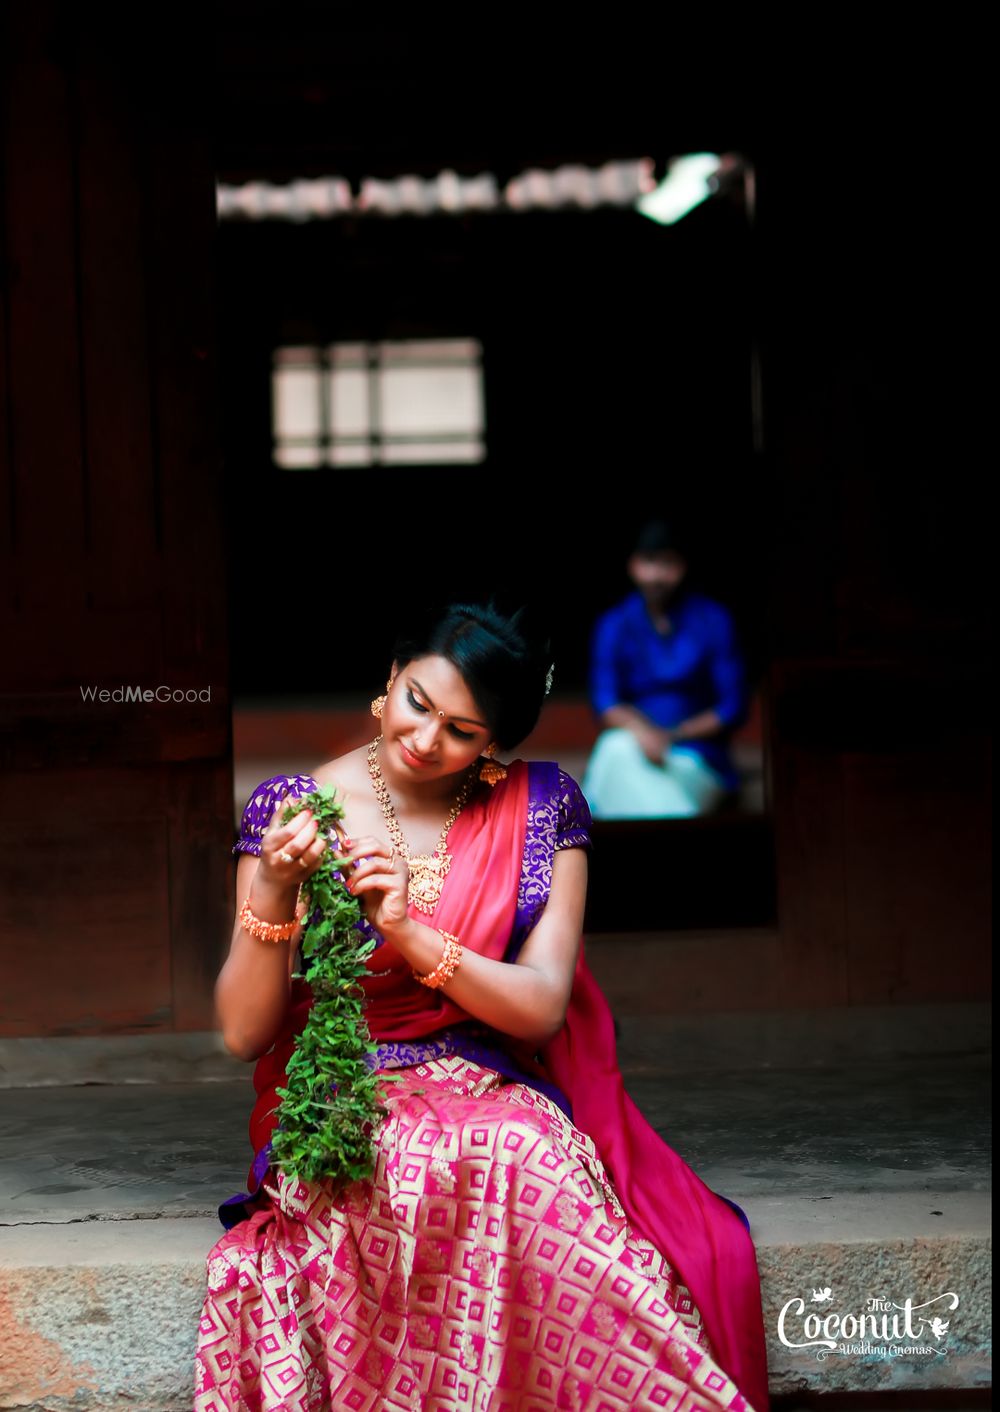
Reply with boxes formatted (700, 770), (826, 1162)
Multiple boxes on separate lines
(582, 520), (747, 817)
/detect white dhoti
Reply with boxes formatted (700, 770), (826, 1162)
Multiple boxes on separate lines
(581, 727), (731, 819)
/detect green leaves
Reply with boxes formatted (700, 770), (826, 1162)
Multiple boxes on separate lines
(268, 787), (388, 1187)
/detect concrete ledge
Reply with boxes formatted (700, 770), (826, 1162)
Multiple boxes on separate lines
(751, 1192), (992, 1399)
(0, 1002), (990, 1088)
(0, 1194), (990, 1411)
(0, 1219), (216, 1412)
(608, 1002), (992, 1074)
(0, 1034), (247, 1089)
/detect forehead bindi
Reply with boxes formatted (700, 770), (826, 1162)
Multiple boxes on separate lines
(407, 660), (486, 726)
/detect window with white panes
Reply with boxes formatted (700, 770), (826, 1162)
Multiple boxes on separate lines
(272, 339), (485, 468)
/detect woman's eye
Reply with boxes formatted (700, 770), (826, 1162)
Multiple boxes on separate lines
(408, 689), (474, 739)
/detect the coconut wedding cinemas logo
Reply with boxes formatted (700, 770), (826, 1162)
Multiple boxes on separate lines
(778, 1287), (960, 1360)
(79, 684), (212, 704)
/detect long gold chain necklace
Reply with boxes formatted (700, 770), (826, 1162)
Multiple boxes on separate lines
(366, 737), (478, 915)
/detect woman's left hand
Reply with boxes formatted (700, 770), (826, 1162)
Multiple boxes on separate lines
(338, 836), (410, 937)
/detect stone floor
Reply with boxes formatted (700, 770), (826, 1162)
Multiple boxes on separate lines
(0, 1004), (991, 1410)
(0, 1052), (990, 1227)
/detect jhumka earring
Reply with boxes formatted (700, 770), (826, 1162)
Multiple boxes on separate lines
(370, 678), (393, 720)
(479, 741), (507, 787)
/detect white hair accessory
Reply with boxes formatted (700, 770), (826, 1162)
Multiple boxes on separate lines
(545, 663), (555, 696)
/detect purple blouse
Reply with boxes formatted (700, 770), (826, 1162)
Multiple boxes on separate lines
(233, 762), (591, 863)
(232, 760), (591, 962)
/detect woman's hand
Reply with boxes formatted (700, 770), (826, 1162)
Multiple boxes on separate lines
(257, 796), (330, 889)
(339, 836), (410, 937)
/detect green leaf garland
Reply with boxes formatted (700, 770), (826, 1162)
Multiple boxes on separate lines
(268, 785), (388, 1186)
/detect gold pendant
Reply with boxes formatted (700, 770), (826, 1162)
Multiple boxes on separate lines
(406, 852), (451, 915)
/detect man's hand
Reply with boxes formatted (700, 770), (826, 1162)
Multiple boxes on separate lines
(632, 723), (673, 766)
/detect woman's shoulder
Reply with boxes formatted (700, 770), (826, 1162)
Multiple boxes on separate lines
(309, 743), (370, 794)
(233, 747), (377, 859)
(552, 766), (591, 832)
(233, 750), (361, 849)
(240, 769), (321, 813)
(233, 769), (322, 857)
(508, 757), (584, 791)
(507, 759), (593, 847)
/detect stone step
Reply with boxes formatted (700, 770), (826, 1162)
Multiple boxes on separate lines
(0, 1007), (989, 1407)
(0, 1195), (990, 1411)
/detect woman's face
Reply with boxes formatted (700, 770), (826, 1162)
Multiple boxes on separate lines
(381, 654), (493, 783)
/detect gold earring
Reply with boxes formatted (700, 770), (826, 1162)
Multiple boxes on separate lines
(370, 678), (393, 720)
(479, 741), (507, 787)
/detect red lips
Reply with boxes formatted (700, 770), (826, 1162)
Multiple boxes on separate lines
(400, 742), (434, 768)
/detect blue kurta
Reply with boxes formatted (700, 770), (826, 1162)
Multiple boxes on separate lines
(589, 589), (747, 790)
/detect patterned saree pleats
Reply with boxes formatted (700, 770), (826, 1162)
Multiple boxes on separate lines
(195, 1058), (754, 1412)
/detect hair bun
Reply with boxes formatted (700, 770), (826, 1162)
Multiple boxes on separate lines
(391, 598), (556, 751)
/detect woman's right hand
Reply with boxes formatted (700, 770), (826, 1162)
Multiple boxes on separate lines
(257, 796), (329, 889)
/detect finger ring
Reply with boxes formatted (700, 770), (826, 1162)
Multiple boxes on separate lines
(278, 850), (295, 864)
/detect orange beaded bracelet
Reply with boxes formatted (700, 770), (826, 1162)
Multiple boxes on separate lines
(239, 897), (298, 944)
(413, 930), (462, 989)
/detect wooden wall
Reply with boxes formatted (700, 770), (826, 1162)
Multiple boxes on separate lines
(0, 7), (233, 1036)
(756, 132), (991, 1007)
(0, 16), (988, 1035)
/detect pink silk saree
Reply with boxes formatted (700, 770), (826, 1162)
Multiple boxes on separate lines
(194, 761), (768, 1411)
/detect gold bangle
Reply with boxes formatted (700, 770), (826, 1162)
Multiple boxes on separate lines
(239, 897), (298, 944)
(414, 930), (462, 989)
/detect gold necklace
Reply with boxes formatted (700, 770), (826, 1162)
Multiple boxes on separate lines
(366, 737), (478, 915)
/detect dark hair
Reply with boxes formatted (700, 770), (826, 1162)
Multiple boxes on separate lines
(391, 600), (552, 751)
(631, 519), (688, 558)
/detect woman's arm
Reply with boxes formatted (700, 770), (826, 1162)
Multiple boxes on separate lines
(214, 856), (298, 1061)
(216, 800), (325, 1060)
(350, 843), (588, 1048)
